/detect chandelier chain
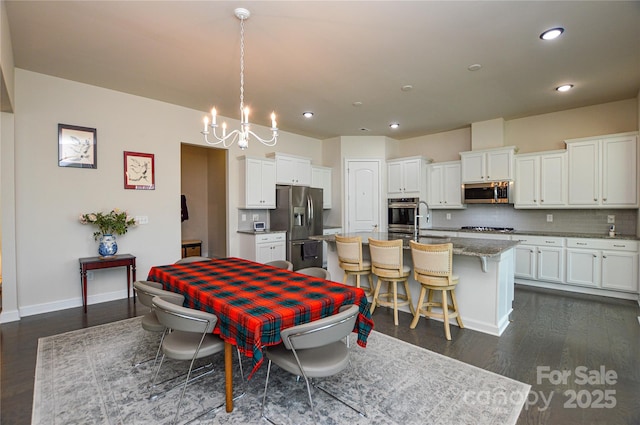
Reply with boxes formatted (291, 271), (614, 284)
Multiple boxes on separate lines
(239, 16), (245, 117)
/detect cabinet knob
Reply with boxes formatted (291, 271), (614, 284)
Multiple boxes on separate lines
(594, 198), (597, 201)
(540, 199), (544, 202)
(533, 199), (537, 202)
(603, 198), (607, 202)
(602, 255), (607, 259)
(593, 254), (597, 258)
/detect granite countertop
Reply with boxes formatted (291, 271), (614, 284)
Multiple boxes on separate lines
(428, 227), (640, 241)
(237, 229), (286, 235)
(312, 232), (519, 258)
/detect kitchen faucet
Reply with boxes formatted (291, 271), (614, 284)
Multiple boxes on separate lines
(414, 200), (430, 240)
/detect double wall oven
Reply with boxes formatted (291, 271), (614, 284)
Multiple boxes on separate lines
(387, 197), (419, 234)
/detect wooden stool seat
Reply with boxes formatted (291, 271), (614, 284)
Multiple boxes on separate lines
(409, 240), (464, 340)
(368, 238), (415, 326)
(335, 235), (373, 295)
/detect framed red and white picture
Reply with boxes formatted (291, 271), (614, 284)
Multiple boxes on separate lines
(123, 151), (155, 190)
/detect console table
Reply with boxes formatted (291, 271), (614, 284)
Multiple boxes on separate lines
(79, 254), (136, 313)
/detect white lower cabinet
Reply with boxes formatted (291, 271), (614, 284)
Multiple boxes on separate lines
(566, 238), (639, 292)
(513, 235), (564, 283)
(238, 232), (286, 264)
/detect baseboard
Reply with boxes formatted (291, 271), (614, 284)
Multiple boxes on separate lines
(0, 308), (21, 323)
(18, 289), (131, 317)
(515, 278), (638, 301)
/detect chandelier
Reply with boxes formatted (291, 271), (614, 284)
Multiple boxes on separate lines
(201, 8), (278, 150)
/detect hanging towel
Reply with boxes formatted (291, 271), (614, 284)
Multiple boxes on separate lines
(302, 241), (318, 260)
(181, 194), (189, 222)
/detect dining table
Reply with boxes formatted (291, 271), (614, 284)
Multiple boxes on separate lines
(147, 256), (374, 412)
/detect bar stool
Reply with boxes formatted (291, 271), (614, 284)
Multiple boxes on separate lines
(335, 235), (373, 295)
(409, 240), (464, 340)
(368, 238), (415, 326)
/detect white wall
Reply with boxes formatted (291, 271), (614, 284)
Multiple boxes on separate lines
(9, 69), (322, 318)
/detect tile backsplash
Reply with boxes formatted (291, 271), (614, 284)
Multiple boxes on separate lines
(431, 205), (637, 236)
(237, 209), (269, 231)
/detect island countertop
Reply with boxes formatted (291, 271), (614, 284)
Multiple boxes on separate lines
(312, 232), (519, 258)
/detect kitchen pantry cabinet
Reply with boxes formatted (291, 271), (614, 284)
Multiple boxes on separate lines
(427, 161), (464, 209)
(238, 156), (276, 209)
(267, 152), (312, 186)
(514, 151), (567, 208)
(387, 156), (429, 198)
(460, 146), (516, 183)
(566, 238), (638, 292)
(513, 235), (565, 283)
(238, 232), (287, 264)
(565, 132), (638, 208)
(311, 165), (332, 209)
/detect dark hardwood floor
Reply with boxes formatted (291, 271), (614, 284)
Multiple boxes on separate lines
(1, 285), (639, 424)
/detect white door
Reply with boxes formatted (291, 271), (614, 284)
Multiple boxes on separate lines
(345, 160), (381, 233)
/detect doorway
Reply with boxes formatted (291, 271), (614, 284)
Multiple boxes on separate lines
(180, 144), (227, 258)
(344, 159), (382, 233)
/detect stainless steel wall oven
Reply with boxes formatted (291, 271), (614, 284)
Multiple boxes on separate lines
(387, 197), (419, 234)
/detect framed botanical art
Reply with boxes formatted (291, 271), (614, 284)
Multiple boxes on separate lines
(123, 151), (155, 190)
(58, 124), (97, 168)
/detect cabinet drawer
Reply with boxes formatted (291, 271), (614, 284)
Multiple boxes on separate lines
(512, 235), (565, 246)
(255, 232), (286, 244)
(567, 238), (638, 252)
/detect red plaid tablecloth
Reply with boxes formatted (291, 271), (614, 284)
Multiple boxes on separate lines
(147, 257), (373, 377)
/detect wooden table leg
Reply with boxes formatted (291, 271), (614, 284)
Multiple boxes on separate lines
(81, 267), (88, 314)
(224, 341), (233, 412)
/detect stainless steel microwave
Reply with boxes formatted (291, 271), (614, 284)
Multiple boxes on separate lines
(463, 181), (514, 204)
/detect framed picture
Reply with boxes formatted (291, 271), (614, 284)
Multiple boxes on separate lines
(58, 124), (97, 168)
(124, 151), (155, 190)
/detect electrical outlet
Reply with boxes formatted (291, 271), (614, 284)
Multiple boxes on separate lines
(546, 214), (553, 222)
(241, 214), (247, 222)
(86, 271), (94, 281)
(607, 215), (615, 224)
(446, 213), (451, 220)
(135, 216), (148, 225)
(252, 214), (260, 221)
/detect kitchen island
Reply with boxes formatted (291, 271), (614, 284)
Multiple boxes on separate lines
(316, 232), (519, 336)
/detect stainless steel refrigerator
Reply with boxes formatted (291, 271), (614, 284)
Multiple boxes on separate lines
(270, 185), (323, 270)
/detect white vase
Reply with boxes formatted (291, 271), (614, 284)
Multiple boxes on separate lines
(98, 234), (118, 257)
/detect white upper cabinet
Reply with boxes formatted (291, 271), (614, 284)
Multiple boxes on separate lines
(387, 156), (429, 198)
(311, 165), (332, 209)
(238, 156), (276, 209)
(427, 161), (464, 209)
(514, 151), (567, 208)
(460, 146), (515, 183)
(267, 152), (312, 186)
(566, 133), (638, 208)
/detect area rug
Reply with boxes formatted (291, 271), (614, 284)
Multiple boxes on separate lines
(32, 317), (530, 425)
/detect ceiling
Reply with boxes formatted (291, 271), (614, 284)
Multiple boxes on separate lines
(5, 1), (640, 140)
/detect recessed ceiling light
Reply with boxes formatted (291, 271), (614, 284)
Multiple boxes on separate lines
(401, 85), (413, 92)
(540, 27), (564, 40)
(468, 64), (482, 71)
(556, 84), (574, 92)
(352, 101), (363, 107)
(302, 111), (314, 118)
(389, 123), (400, 129)
(360, 127), (371, 132)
